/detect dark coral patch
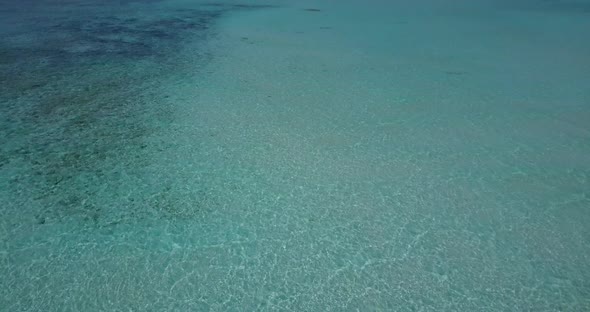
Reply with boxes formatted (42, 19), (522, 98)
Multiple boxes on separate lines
(0, 1), (279, 225)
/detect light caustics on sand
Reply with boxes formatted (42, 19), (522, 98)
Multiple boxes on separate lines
(1, 0), (589, 311)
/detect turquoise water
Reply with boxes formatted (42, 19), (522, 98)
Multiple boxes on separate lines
(1, 0), (589, 310)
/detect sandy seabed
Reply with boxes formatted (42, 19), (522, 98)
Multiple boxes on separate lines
(1, 0), (589, 310)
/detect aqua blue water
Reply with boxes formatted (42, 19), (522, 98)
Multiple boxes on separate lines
(1, 0), (589, 310)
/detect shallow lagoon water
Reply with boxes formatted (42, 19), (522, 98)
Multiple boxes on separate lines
(1, 0), (589, 310)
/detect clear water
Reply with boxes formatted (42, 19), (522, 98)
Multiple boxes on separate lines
(1, 0), (589, 310)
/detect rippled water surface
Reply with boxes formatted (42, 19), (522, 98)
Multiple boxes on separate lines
(1, 0), (589, 310)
